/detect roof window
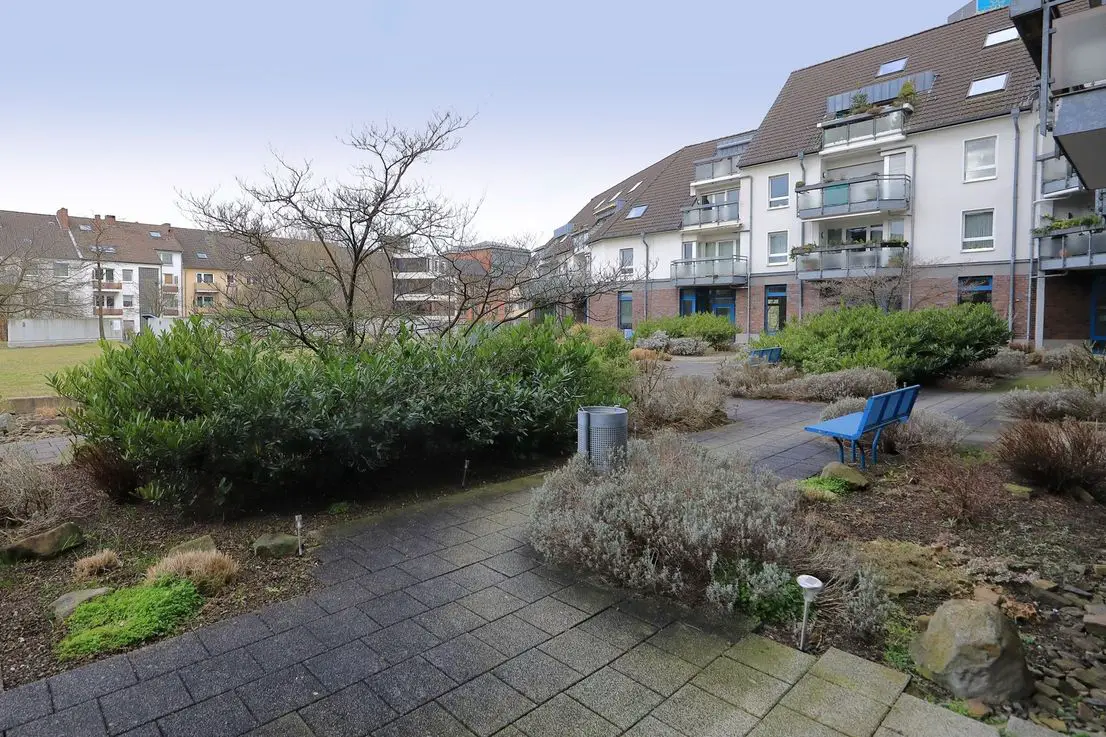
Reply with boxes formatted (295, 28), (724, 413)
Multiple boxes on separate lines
(626, 205), (648, 219)
(629, 181), (642, 192)
(877, 58), (907, 76)
(608, 190), (622, 203)
(197, 252), (209, 259)
(149, 231), (161, 238)
(984, 28), (1019, 47)
(79, 224), (92, 231)
(968, 74), (1008, 97)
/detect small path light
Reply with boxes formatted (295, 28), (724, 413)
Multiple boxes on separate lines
(797, 574), (824, 652)
(295, 514), (303, 557)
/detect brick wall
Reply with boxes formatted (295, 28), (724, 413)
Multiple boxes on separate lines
(1044, 272), (1093, 341)
(585, 284), (681, 329)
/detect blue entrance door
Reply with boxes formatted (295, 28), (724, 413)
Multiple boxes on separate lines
(1093, 275), (1106, 344)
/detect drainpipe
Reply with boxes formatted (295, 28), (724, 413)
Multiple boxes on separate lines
(797, 152), (807, 321)
(1028, 122), (1041, 342)
(745, 175), (754, 340)
(1008, 108), (1022, 332)
(640, 232), (649, 319)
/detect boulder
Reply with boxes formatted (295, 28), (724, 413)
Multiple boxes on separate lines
(167, 535), (216, 557)
(820, 461), (869, 490)
(252, 533), (299, 559)
(1005, 483), (1033, 499)
(0, 412), (11, 433)
(1093, 564), (1106, 578)
(51, 587), (112, 621)
(911, 599), (1033, 702)
(0, 522), (83, 563)
(1005, 715), (1066, 736)
(974, 585), (1003, 606)
(1084, 613), (1106, 638)
(1074, 667), (1106, 690)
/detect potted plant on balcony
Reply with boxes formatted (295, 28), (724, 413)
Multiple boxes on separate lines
(849, 92), (869, 115)
(894, 81), (917, 107)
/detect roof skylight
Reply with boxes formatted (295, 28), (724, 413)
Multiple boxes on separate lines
(984, 28), (1019, 47)
(626, 205), (648, 219)
(629, 181), (642, 192)
(149, 231), (161, 238)
(877, 58), (907, 76)
(197, 252), (209, 259)
(968, 73), (1008, 96)
(79, 224), (92, 231)
(608, 190), (622, 203)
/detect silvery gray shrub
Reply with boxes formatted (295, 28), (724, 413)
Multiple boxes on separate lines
(998, 388), (1106, 422)
(666, 337), (709, 356)
(634, 331), (670, 352)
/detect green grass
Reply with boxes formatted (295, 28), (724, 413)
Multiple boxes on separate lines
(989, 371), (1062, 393)
(0, 342), (105, 398)
(56, 577), (202, 660)
(882, 607), (915, 672)
(801, 476), (853, 495)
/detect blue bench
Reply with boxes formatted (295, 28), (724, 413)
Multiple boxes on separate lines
(747, 347), (782, 365)
(803, 385), (920, 469)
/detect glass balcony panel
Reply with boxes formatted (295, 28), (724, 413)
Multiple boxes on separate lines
(848, 119), (875, 140)
(820, 251), (847, 270)
(850, 180), (878, 204)
(849, 250), (878, 269)
(823, 126), (848, 147)
(823, 185), (850, 208)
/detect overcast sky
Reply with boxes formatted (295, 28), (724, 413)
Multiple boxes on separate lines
(0, 1), (958, 244)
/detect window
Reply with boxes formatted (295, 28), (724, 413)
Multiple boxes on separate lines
(963, 210), (995, 251)
(984, 28), (1019, 47)
(768, 174), (789, 209)
(618, 291), (633, 330)
(163, 294), (179, 309)
(149, 231), (161, 238)
(196, 272), (214, 283)
(618, 248), (634, 273)
(889, 219), (905, 241)
(94, 267), (115, 282)
(163, 272), (177, 285)
(195, 294), (216, 308)
(958, 276), (993, 305)
(968, 74), (1007, 97)
(158, 252), (173, 265)
(196, 252), (208, 259)
(629, 181), (642, 192)
(94, 295), (115, 308)
(700, 240), (735, 260)
(608, 190), (622, 203)
(90, 245), (116, 254)
(78, 224), (92, 232)
(768, 231), (789, 266)
(765, 285), (788, 334)
(964, 136), (997, 181)
(626, 205), (648, 219)
(122, 295), (134, 308)
(53, 290), (68, 305)
(53, 262), (69, 278)
(226, 273), (237, 286)
(122, 269), (133, 281)
(682, 242), (694, 260)
(877, 57), (907, 76)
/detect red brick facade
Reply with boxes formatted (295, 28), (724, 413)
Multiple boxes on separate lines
(1043, 272), (1094, 341)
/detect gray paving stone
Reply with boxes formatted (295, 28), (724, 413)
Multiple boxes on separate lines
(616, 597), (684, 629)
(372, 702), (477, 737)
(180, 647), (265, 701)
(780, 674), (888, 737)
(398, 553), (459, 581)
(496, 571), (564, 603)
(305, 638), (388, 690)
(438, 542), (493, 567)
(551, 582), (622, 614)
(349, 545), (407, 571)
(49, 654), (137, 710)
(363, 619), (442, 664)
(539, 627), (623, 674)
(358, 567), (419, 596)
(568, 667), (664, 729)
(8, 700), (107, 737)
(314, 557), (369, 585)
(748, 704), (848, 737)
(159, 691), (258, 737)
(99, 672), (193, 735)
(611, 643), (700, 697)
(513, 693), (619, 737)
(0, 679), (52, 731)
(515, 596), (590, 635)
(236, 664), (325, 724)
(247, 625), (329, 672)
(448, 563), (509, 592)
(368, 656), (457, 715)
(245, 712), (316, 737)
(458, 518), (506, 537)
(457, 587), (526, 620)
(310, 578), (376, 613)
(725, 634), (816, 685)
(650, 683), (759, 737)
(470, 532), (523, 555)
(809, 648), (909, 706)
(305, 604), (382, 648)
(407, 576), (472, 608)
(118, 724), (161, 737)
(437, 673), (535, 737)
(258, 595), (328, 633)
(482, 551), (536, 577)
(358, 589), (428, 626)
(692, 656), (790, 718)
(127, 632), (209, 681)
(472, 613), (551, 657)
(197, 613), (274, 656)
(424, 526), (479, 546)
(391, 534), (442, 558)
(622, 715), (683, 737)
(881, 694), (1000, 737)
(492, 648), (582, 704)
(648, 621), (730, 667)
(298, 682), (396, 737)
(414, 602), (488, 641)
(425, 633), (508, 682)
(577, 607), (658, 650)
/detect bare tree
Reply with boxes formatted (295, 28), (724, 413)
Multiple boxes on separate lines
(86, 218), (122, 339)
(0, 218), (82, 319)
(814, 250), (953, 311)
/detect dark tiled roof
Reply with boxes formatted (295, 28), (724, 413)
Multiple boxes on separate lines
(0, 210), (79, 261)
(66, 215), (181, 265)
(740, 8), (1043, 167)
(174, 227), (248, 270)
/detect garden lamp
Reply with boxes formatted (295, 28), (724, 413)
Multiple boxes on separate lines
(797, 575), (824, 651)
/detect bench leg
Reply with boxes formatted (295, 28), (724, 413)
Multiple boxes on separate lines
(871, 427), (884, 466)
(832, 438), (845, 464)
(850, 441), (858, 464)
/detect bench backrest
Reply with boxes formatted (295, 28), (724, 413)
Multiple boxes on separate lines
(748, 347), (782, 364)
(858, 385), (921, 431)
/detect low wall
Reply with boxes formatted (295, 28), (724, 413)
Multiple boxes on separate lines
(7, 318), (123, 347)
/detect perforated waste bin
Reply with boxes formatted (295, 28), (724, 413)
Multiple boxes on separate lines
(577, 406), (628, 472)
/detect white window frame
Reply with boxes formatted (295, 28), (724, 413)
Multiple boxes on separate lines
(877, 57), (907, 76)
(158, 252), (173, 265)
(122, 295), (134, 308)
(964, 136), (998, 182)
(626, 204), (648, 219)
(618, 247), (634, 273)
(962, 209), (996, 252)
(121, 268), (133, 281)
(968, 74), (1007, 97)
(767, 231), (789, 266)
(984, 28), (1019, 47)
(196, 272), (215, 284)
(768, 174), (789, 209)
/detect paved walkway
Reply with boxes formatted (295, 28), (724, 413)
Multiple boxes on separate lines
(0, 483), (1006, 737)
(0, 436), (72, 464)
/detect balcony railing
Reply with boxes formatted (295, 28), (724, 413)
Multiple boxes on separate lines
(1041, 155), (1084, 196)
(671, 256), (749, 286)
(794, 244), (907, 278)
(96, 308), (123, 316)
(681, 202), (740, 228)
(193, 281), (219, 292)
(796, 175), (911, 220)
(92, 280), (122, 291)
(1038, 228), (1106, 270)
(162, 284), (179, 293)
(821, 108), (906, 150)
(693, 156), (740, 183)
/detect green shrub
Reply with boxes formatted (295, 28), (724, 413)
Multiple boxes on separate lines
(1057, 342), (1106, 394)
(753, 305), (1010, 383)
(57, 577), (202, 659)
(51, 317), (631, 516)
(635, 313), (737, 349)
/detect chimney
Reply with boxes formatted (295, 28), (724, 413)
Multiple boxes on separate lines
(104, 215), (116, 224)
(162, 222), (171, 234)
(56, 208), (69, 229)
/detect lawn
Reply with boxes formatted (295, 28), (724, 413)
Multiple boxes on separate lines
(0, 342), (105, 398)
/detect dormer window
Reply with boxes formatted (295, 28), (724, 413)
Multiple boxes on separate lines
(877, 58), (907, 77)
(149, 231), (161, 238)
(79, 224), (92, 231)
(968, 74), (1008, 97)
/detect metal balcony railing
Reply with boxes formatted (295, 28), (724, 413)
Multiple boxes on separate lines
(1041, 155), (1084, 196)
(1038, 228), (1106, 269)
(693, 156), (740, 183)
(670, 255), (749, 286)
(794, 244), (907, 277)
(821, 109), (905, 149)
(796, 175), (911, 219)
(681, 201), (740, 228)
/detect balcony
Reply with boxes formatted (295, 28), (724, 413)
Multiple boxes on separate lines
(92, 280), (122, 291)
(794, 243), (908, 280)
(692, 155), (741, 186)
(820, 108), (908, 153)
(193, 281), (219, 293)
(1041, 154), (1084, 197)
(96, 308), (123, 317)
(162, 309), (180, 317)
(1038, 226), (1106, 271)
(671, 256), (749, 287)
(162, 284), (179, 294)
(681, 202), (740, 231)
(796, 175), (910, 220)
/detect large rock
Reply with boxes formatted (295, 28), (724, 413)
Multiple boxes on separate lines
(911, 599), (1033, 702)
(0, 522), (83, 563)
(820, 461), (869, 489)
(167, 535), (216, 557)
(252, 533), (299, 558)
(1005, 715), (1066, 736)
(51, 587), (112, 621)
(1085, 613), (1106, 638)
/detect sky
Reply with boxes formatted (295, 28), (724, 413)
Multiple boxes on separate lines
(0, 1), (959, 245)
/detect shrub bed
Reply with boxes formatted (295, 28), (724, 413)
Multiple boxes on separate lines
(634, 314), (736, 349)
(628, 361), (727, 433)
(995, 420), (1106, 497)
(999, 388), (1106, 422)
(52, 318), (631, 516)
(717, 362), (894, 402)
(753, 304), (1010, 383)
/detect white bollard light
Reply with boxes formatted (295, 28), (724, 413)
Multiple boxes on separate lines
(797, 574), (824, 652)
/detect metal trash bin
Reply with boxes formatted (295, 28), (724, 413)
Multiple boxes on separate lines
(577, 406), (628, 472)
